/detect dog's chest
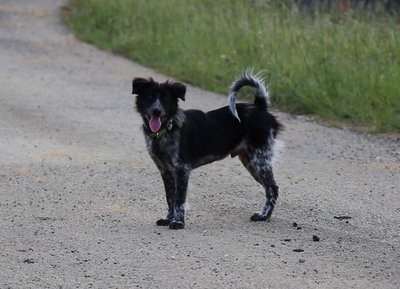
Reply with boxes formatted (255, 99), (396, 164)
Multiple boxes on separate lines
(145, 134), (180, 170)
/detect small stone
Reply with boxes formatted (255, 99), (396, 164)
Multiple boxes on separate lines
(293, 249), (304, 252)
(313, 235), (320, 242)
(23, 259), (35, 264)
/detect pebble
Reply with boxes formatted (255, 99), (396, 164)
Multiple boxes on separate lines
(313, 235), (320, 242)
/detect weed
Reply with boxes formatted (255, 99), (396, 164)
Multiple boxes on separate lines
(64, 0), (400, 132)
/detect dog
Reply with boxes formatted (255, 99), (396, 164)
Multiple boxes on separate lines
(133, 71), (282, 229)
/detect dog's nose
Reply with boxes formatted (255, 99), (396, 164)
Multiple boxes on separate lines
(152, 108), (162, 116)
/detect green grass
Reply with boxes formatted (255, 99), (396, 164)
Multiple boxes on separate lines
(63, 0), (400, 132)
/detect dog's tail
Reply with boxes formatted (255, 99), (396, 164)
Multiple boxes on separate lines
(228, 69), (270, 122)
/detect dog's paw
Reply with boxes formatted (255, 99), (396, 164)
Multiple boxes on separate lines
(250, 213), (269, 222)
(169, 221), (185, 230)
(156, 218), (172, 226)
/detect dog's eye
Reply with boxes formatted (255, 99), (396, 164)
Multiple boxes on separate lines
(147, 94), (158, 101)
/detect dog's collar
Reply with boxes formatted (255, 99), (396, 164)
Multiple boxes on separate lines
(146, 119), (174, 140)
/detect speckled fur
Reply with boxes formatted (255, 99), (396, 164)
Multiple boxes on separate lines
(133, 72), (282, 229)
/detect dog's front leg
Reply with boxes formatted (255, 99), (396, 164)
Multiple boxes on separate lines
(156, 170), (176, 226)
(169, 167), (189, 230)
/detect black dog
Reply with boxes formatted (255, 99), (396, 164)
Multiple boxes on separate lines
(133, 71), (282, 229)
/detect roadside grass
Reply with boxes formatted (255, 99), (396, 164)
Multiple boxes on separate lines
(63, 0), (400, 132)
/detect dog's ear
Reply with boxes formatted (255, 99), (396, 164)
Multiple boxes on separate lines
(166, 81), (186, 101)
(132, 77), (155, 95)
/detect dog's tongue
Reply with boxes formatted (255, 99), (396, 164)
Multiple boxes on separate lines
(149, 116), (162, 133)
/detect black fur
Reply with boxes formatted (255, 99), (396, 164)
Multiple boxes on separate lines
(133, 72), (282, 229)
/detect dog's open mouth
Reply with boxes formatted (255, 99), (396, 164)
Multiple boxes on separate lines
(149, 116), (162, 133)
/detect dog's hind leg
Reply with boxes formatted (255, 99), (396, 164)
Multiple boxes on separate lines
(239, 148), (279, 222)
(169, 166), (190, 230)
(156, 170), (176, 226)
(250, 170), (279, 222)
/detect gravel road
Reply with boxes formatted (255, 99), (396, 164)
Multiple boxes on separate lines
(1, 1), (399, 288)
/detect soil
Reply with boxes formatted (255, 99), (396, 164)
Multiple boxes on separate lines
(0, 0), (399, 288)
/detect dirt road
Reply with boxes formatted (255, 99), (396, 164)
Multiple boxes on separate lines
(1, 0), (399, 288)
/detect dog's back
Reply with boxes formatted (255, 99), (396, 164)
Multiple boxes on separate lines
(179, 70), (282, 169)
(180, 103), (281, 169)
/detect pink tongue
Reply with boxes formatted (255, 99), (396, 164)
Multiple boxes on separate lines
(149, 116), (162, 132)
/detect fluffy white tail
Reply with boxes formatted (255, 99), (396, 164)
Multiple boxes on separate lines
(228, 69), (270, 122)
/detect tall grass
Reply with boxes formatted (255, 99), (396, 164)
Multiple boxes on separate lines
(63, 0), (400, 132)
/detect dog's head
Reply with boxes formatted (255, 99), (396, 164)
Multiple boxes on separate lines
(133, 78), (186, 133)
